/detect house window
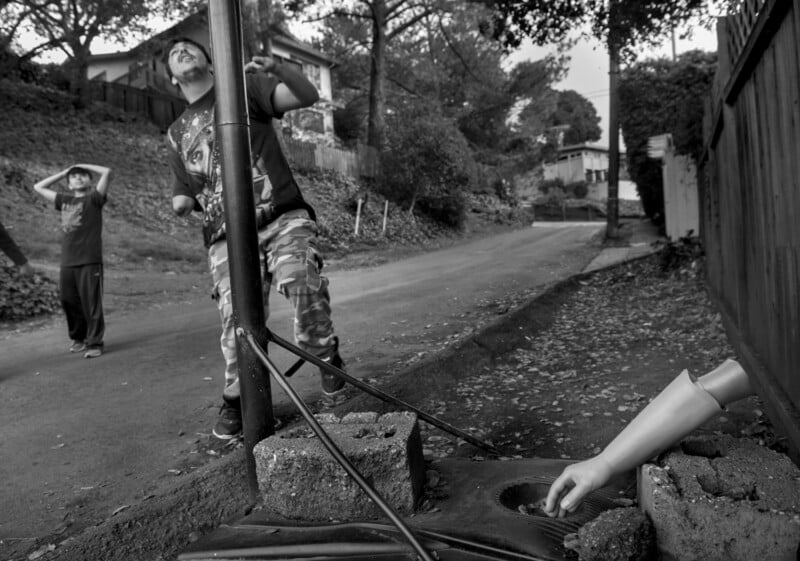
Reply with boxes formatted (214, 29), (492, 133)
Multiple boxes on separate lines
(585, 169), (594, 183)
(304, 63), (321, 90)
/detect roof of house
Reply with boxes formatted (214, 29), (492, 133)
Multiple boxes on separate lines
(558, 143), (626, 156)
(89, 9), (334, 66)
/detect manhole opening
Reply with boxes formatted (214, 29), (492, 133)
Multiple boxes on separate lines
(498, 482), (551, 517)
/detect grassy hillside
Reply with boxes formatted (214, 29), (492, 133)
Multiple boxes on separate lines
(0, 79), (532, 321)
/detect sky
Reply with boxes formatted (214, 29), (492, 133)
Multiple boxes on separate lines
(502, 24), (719, 147)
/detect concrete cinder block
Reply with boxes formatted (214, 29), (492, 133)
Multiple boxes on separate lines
(638, 435), (800, 561)
(254, 411), (425, 521)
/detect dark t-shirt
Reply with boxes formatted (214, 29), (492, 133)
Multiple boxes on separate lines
(166, 73), (315, 248)
(54, 191), (106, 267)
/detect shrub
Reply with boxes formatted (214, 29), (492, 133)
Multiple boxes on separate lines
(0, 264), (60, 321)
(417, 193), (467, 228)
(658, 233), (704, 273)
(541, 187), (567, 206)
(538, 177), (565, 195)
(566, 180), (589, 199)
(378, 110), (475, 229)
(619, 50), (717, 220)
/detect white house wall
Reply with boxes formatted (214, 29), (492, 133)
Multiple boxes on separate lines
(663, 153), (699, 240)
(88, 58), (133, 82)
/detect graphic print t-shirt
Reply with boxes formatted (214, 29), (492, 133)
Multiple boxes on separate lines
(166, 73), (315, 248)
(54, 190), (106, 267)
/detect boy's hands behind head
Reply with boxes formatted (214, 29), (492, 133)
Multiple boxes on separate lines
(245, 56), (278, 74)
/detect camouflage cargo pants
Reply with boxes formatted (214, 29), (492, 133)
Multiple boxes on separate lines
(207, 209), (337, 400)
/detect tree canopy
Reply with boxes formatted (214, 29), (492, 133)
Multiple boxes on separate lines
(542, 89), (602, 146)
(619, 49), (717, 220)
(473, 0), (710, 58)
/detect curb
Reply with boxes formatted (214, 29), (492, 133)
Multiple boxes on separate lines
(46, 452), (251, 561)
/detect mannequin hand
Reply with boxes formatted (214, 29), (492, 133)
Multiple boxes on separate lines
(543, 456), (614, 517)
(245, 56), (278, 74)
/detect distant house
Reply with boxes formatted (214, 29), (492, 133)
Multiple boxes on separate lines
(542, 143), (638, 200)
(87, 9), (337, 142)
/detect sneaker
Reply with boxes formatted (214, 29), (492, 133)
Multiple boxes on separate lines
(84, 347), (102, 358)
(213, 401), (243, 440)
(320, 351), (348, 408)
(69, 341), (86, 353)
(321, 352), (346, 395)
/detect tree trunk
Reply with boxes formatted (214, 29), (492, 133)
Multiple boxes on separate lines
(606, 41), (621, 239)
(67, 45), (91, 109)
(366, 0), (387, 150)
(242, 0), (273, 57)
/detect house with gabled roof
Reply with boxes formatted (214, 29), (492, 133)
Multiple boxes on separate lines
(87, 9), (337, 142)
(542, 143), (638, 200)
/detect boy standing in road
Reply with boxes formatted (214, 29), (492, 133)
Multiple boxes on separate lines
(33, 164), (112, 358)
(164, 37), (347, 440)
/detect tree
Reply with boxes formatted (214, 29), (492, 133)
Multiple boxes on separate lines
(473, 0), (711, 237)
(619, 50), (716, 221)
(6, 0), (190, 106)
(378, 106), (474, 227)
(544, 89), (601, 146)
(288, 0), (459, 149)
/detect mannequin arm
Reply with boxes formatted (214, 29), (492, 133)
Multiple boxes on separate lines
(543, 359), (752, 517)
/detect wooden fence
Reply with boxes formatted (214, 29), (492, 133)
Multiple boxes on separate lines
(90, 80), (186, 132)
(702, 0), (800, 455)
(89, 81), (380, 178)
(283, 137), (379, 178)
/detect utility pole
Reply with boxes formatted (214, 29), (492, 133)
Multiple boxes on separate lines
(671, 28), (677, 60)
(606, 40), (620, 239)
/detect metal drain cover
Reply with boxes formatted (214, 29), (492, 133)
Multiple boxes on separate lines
(179, 458), (632, 561)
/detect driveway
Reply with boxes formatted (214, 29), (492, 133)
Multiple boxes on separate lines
(0, 222), (602, 557)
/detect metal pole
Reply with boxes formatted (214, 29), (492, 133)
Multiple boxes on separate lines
(607, 40), (621, 239)
(208, 0), (275, 501)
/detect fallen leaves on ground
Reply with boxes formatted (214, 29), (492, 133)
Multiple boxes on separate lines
(415, 254), (744, 462)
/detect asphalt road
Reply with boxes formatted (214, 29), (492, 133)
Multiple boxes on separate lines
(0, 222), (603, 553)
